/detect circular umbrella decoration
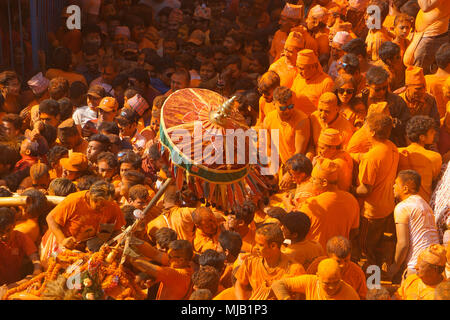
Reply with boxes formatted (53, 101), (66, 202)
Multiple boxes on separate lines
(159, 88), (268, 211)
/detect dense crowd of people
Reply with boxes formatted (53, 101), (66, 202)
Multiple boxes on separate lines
(0, 0), (449, 300)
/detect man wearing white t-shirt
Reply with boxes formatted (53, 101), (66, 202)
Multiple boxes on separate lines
(388, 170), (440, 281)
(72, 85), (105, 137)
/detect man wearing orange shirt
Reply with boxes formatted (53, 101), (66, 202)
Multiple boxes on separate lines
(224, 201), (256, 254)
(234, 223), (305, 300)
(306, 236), (368, 300)
(269, 3), (304, 63)
(306, 5), (330, 58)
(425, 43), (450, 118)
(356, 113), (399, 268)
(300, 158), (360, 249)
(272, 258), (360, 300)
(314, 128), (353, 192)
(269, 31), (305, 89)
(398, 116), (442, 202)
(192, 206), (220, 254)
(291, 49), (334, 115)
(309, 92), (355, 156)
(395, 244), (446, 299)
(256, 71), (280, 126)
(365, 0), (393, 62)
(403, 0), (450, 75)
(263, 86), (310, 167)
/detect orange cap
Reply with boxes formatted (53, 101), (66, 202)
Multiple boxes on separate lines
(318, 92), (338, 108)
(405, 66), (425, 86)
(367, 102), (390, 116)
(311, 158), (339, 182)
(285, 31), (305, 49)
(296, 49), (319, 66)
(98, 97), (119, 112)
(281, 3), (303, 20)
(318, 128), (342, 146)
(60, 152), (88, 172)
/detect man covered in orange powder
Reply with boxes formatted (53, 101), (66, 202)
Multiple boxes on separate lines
(307, 236), (368, 300)
(305, 5), (330, 58)
(256, 71), (280, 126)
(192, 206), (221, 254)
(365, 0), (393, 62)
(234, 223), (305, 300)
(314, 128), (353, 192)
(263, 86), (310, 167)
(300, 158), (360, 250)
(224, 201), (257, 254)
(291, 49), (334, 115)
(425, 43), (450, 118)
(271, 258), (360, 300)
(398, 66), (440, 124)
(269, 3), (305, 63)
(269, 31), (305, 89)
(309, 92), (355, 157)
(394, 244), (447, 300)
(398, 116), (442, 202)
(355, 113), (399, 269)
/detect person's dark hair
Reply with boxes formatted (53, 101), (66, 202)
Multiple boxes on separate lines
(0, 207), (15, 232)
(0, 144), (20, 167)
(88, 133), (111, 151)
(273, 86), (292, 105)
(82, 23), (102, 39)
(168, 239), (194, 260)
(366, 66), (390, 85)
(255, 223), (284, 248)
(192, 266), (220, 295)
(121, 204), (137, 227)
(222, 54), (242, 70)
(231, 200), (256, 225)
(69, 81), (87, 101)
(147, 143), (161, 161)
(367, 112), (393, 140)
(40, 123), (57, 146)
(393, 0), (408, 10)
(51, 47), (72, 71)
(342, 38), (367, 58)
(198, 249), (226, 272)
(128, 184), (149, 201)
(131, 68), (150, 87)
(98, 121), (120, 135)
(57, 98), (73, 121)
(22, 189), (48, 219)
(218, 230), (242, 258)
(189, 288), (213, 300)
(49, 77), (69, 100)
(122, 170), (145, 186)
(77, 175), (103, 191)
(398, 170), (421, 193)
(0, 187), (13, 197)
(89, 180), (115, 200)
(116, 108), (139, 126)
(2, 113), (22, 130)
(378, 42), (400, 65)
(285, 153), (313, 176)
(368, 0), (390, 22)
(155, 227), (178, 250)
(278, 211), (311, 241)
(339, 53), (360, 75)
(406, 115), (436, 143)
(326, 236), (352, 259)
(435, 43), (450, 70)
(400, 0), (420, 18)
(47, 145), (68, 167)
(48, 178), (77, 196)
(119, 151), (142, 169)
(112, 73), (129, 90)
(232, 77), (255, 93)
(97, 151), (118, 168)
(39, 99), (60, 118)
(251, 51), (270, 71)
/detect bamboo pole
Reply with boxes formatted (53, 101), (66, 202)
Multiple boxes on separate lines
(0, 196), (65, 207)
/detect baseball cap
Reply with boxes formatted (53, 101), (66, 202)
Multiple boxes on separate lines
(98, 97), (119, 113)
(60, 152), (88, 172)
(87, 85), (106, 99)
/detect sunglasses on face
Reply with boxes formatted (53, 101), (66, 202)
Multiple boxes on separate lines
(338, 88), (355, 95)
(279, 104), (294, 111)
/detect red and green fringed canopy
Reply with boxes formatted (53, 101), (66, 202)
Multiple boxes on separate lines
(159, 88), (267, 210)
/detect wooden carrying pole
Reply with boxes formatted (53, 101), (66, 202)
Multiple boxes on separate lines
(0, 196), (65, 207)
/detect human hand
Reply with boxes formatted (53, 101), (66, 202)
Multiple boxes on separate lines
(279, 172), (292, 190)
(61, 237), (77, 250)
